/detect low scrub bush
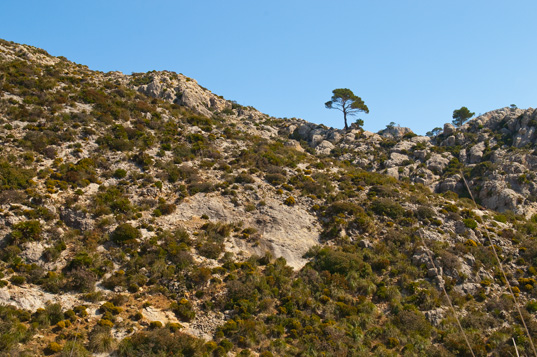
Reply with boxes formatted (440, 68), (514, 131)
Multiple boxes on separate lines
(110, 223), (141, 244)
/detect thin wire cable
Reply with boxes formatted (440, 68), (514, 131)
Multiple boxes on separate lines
(513, 337), (520, 357)
(69, 316), (81, 357)
(461, 171), (537, 357)
(418, 235), (476, 357)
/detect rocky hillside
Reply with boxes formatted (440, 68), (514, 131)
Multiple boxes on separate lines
(1, 39), (537, 356)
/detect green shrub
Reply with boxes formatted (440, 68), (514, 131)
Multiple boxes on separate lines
(61, 341), (91, 356)
(131, 151), (153, 171)
(100, 302), (123, 315)
(74, 305), (88, 317)
(167, 322), (183, 332)
(150, 321), (163, 329)
(526, 300), (537, 313)
(235, 172), (255, 184)
(171, 299), (196, 322)
(198, 241), (224, 260)
(0, 160), (35, 191)
(463, 218), (477, 229)
(367, 185), (396, 198)
(88, 325), (116, 353)
(312, 248), (372, 277)
(284, 196), (296, 206)
(10, 275), (26, 286)
(370, 199), (405, 219)
(416, 206), (435, 220)
(395, 309), (431, 337)
(93, 186), (133, 215)
(110, 223), (141, 244)
(265, 173), (286, 185)
(157, 202), (176, 215)
(113, 169), (127, 179)
(117, 329), (203, 356)
(10, 220), (42, 243)
(326, 201), (361, 216)
(219, 338), (234, 352)
(44, 342), (62, 355)
(98, 319), (115, 328)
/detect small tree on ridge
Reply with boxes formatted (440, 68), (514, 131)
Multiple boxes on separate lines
(452, 106), (474, 127)
(325, 88), (369, 131)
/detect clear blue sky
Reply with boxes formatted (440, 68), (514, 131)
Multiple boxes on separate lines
(1, 0), (536, 134)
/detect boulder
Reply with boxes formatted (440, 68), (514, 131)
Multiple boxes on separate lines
(284, 139), (304, 152)
(413, 149), (428, 161)
(386, 152), (410, 167)
(469, 142), (485, 164)
(412, 167), (436, 186)
(379, 126), (413, 139)
(426, 154), (450, 172)
(326, 130), (343, 142)
(315, 140), (335, 155)
(436, 175), (462, 193)
(297, 124), (313, 140)
(443, 123), (456, 136)
(385, 167), (399, 179)
(425, 308), (447, 326)
(311, 134), (325, 146)
(143, 306), (179, 325)
(441, 135), (456, 147)
(459, 148), (467, 163)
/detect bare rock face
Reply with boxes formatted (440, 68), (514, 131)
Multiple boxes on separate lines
(20, 242), (46, 263)
(412, 246), (437, 270)
(137, 72), (231, 117)
(247, 200), (320, 269)
(60, 207), (93, 231)
(142, 306), (179, 325)
(136, 75), (176, 102)
(293, 123), (350, 149)
(415, 228), (446, 243)
(479, 181), (523, 213)
(453, 282), (484, 296)
(0, 286), (78, 311)
(514, 125), (537, 147)
(170, 193), (320, 269)
(172, 193), (237, 222)
(176, 76), (229, 116)
(0, 42), (59, 66)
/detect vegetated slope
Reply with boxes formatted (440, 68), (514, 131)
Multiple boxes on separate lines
(1, 39), (537, 356)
